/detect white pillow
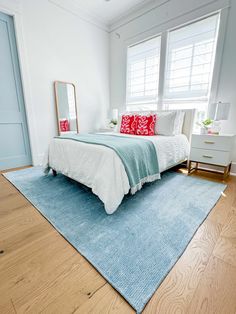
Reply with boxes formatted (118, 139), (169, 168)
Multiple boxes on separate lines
(155, 111), (176, 136)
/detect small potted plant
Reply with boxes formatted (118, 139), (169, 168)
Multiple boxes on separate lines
(109, 119), (118, 129)
(197, 118), (213, 134)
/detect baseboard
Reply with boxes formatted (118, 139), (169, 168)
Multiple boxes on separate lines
(230, 162), (236, 176)
(32, 153), (44, 166)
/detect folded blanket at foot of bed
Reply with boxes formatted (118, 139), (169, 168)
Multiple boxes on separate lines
(50, 133), (160, 194)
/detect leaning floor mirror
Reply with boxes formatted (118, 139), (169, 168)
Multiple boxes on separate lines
(54, 81), (79, 135)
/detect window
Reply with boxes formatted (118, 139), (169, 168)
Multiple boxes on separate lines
(126, 36), (161, 111)
(163, 14), (219, 125)
(164, 15), (219, 101)
(125, 13), (220, 121)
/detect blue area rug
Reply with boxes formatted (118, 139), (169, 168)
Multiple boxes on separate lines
(4, 167), (226, 313)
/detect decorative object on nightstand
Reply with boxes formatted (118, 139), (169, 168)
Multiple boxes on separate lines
(102, 108), (119, 130)
(209, 101), (230, 135)
(197, 118), (213, 134)
(109, 108), (118, 128)
(188, 133), (235, 179)
(108, 119), (117, 129)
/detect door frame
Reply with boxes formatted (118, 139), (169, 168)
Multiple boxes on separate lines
(0, 1), (38, 165)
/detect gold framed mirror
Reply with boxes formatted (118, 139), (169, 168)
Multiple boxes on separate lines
(54, 81), (79, 135)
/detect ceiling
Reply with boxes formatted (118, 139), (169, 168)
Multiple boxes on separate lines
(73, 0), (149, 25)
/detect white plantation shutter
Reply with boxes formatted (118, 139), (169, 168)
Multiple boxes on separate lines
(126, 36), (161, 108)
(164, 14), (219, 101)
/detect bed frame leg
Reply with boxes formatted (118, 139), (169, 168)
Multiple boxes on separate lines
(52, 169), (57, 176)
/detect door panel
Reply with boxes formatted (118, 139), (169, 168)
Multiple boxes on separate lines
(0, 124), (26, 158)
(0, 11), (32, 170)
(0, 19), (19, 111)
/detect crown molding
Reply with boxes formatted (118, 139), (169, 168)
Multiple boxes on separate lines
(108, 0), (170, 32)
(49, 0), (110, 32)
(48, 0), (171, 34)
(0, 0), (21, 14)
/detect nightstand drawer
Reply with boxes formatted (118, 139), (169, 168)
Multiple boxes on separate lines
(190, 148), (231, 166)
(191, 134), (232, 151)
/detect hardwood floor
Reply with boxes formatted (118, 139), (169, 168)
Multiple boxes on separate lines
(0, 168), (236, 314)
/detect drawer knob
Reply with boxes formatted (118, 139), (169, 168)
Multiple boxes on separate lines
(202, 155), (213, 159)
(204, 141), (215, 144)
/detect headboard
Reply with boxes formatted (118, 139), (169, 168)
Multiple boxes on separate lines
(181, 109), (196, 141)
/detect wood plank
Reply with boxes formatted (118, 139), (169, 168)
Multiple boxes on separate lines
(0, 222), (53, 258)
(221, 212), (236, 238)
(0, 195), (29, 218)
(143, 219), (222, 314)
(0, 208), (45, 240)
(187, 256), (236, 314)
(213, 236), (236, 267)
(0, 298), (16, 314)
(0, 231), (68, 290)
(74, 283), (133, 314)
(207, 179), (236, 227)
(0, 169), (236, 313)
(213, 212), (236, 267)
(15, 255), (106, 313)
(0, 174), (18, 195)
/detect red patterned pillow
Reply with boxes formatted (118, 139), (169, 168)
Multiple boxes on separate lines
(120, 114), (136, 134)
(136, 114), (156, 136)
(60, 119), (70, 132)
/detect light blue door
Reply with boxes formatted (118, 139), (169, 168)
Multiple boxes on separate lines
(0, 11), (32, 170)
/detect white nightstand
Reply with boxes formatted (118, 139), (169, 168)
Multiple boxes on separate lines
(188, 134), (235, 179)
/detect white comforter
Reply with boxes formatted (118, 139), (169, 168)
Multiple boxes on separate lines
(44, 133), (189, 214)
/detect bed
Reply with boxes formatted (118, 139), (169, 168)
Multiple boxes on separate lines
(44, 109), (195, 214)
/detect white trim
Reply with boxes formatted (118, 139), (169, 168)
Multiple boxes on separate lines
(35, 154), (45, 166)
(0, 1), (39, 165)
(208, 7), (229, 111)
(42, 0), (171, 34)
(50, 0), (167, 33)
(231, 162), (236, 175)
(122, 0), (231, 45)
(49, 0), (109, 32)
(163, 12), (221, 104)
(110, 0), (170, 32)
(157, 31), (167, 110)
(125, 10), (227, 114)
(0, 0), (20, 14)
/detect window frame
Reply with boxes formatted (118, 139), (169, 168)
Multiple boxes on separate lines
(125, 34), (162, 109)
(125, 9), (228, 115)
(163, 12), (220, 105)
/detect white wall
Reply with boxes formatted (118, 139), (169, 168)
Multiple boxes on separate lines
(1, 0), (235, 170)
(216, 0), (236, 162)
(0, 0), (110, 164)
(110, 0), (236, 171)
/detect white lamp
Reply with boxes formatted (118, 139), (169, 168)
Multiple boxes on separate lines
(107, 108), (119, 129)
(211, 102), (230, 134)
(112, 108), (118, 121)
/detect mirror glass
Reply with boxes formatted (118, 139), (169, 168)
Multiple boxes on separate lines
(54, 81), (78, 135)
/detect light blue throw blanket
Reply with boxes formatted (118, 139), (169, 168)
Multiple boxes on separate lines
(55, 133), (160, 193)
